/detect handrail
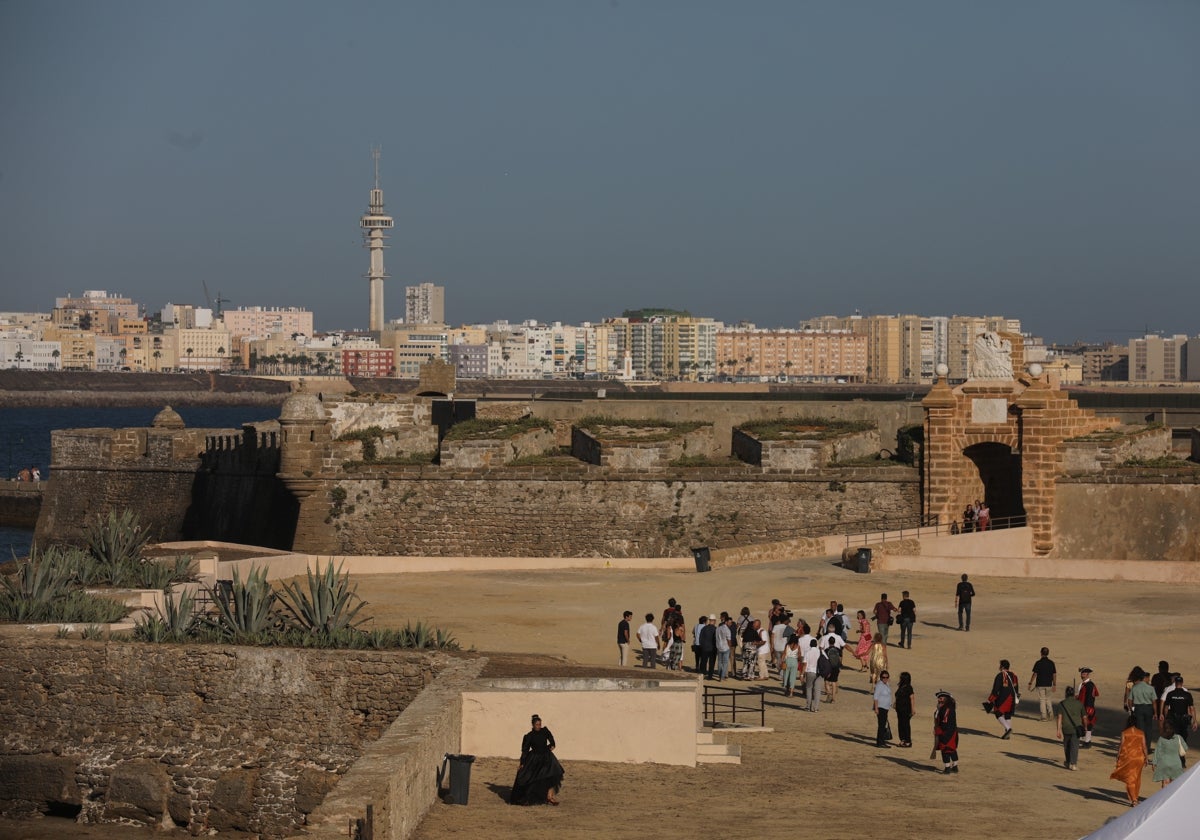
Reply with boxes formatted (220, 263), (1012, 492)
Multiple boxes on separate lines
(703, 684), (766, 728)
(843, 514), (1028, 548)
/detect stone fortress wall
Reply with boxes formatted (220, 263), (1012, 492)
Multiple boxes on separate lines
(29, 389), (1200, 563)
(36, 408), (295, 550)
(0, 638), (460, 837)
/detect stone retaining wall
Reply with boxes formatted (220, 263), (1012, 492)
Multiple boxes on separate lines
(0, 639), (456, 837)
(311, 470), (920, 557)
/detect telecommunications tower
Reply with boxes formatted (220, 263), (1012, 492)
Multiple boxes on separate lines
(360, 147), (394, 332)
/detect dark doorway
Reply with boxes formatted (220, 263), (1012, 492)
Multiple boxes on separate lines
(963, 442), (1025, 526)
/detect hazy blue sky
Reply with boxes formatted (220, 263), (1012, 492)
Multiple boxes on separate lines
(2, 1), (1197, 342)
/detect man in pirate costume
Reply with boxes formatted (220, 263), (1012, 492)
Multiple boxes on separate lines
(1078, 667), (1100, 747)
(934, 691), (959, 774)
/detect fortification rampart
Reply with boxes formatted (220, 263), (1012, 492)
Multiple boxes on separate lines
(0, 638), (458, 837)
(36, 422), (292, 549)
(303, 467), (921, 557)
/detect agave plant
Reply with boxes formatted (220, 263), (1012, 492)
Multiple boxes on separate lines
(84, 510), (151, 581)
(278, 560), (369, 637)
(1, 553), (72, 602)
(202, 565), (282, 640)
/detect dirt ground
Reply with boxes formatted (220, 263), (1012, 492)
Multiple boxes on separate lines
(363, 557), (1195, 840)
(3, 556), (1195, 839)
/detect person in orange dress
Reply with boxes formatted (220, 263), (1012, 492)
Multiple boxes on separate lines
(1110, 714), (1149, 806)
(852, 610), (872, 670)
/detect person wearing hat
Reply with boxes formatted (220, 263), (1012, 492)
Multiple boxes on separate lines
(1159, 675), (1196, 759)
(1129, 668), (1158, 751)
(933, 691), (959, 774)
(986, 659), (1020, 739)
(1078, 668), (1100, 747)
(509, 714), (565, 806)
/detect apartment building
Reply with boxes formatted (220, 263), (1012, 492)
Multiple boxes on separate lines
(404, 283), (445, 325)
(605, 316), (720, 380)
(1129, 335), (1189, 383)
(715, 328), (867, 382)
(222, 306), (314, 341)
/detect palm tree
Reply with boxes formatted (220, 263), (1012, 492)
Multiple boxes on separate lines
(186, 347), (194, 371)
(51, 348), (60, 369)
(152, 350), (162, 371)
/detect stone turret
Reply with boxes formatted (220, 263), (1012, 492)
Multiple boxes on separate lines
(277, 393), (329, 491)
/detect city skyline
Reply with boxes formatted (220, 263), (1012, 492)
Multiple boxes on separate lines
(1, 2), (1198, 342)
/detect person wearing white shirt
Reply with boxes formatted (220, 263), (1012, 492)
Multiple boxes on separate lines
(756, 623), (771, 681)
(637, 614), (659, 669)
(803, 639), (825, 712)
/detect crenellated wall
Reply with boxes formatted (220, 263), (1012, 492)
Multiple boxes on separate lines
(36, 423), (293, 549)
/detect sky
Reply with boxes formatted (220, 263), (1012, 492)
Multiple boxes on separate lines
(1, 1), (1197, 343)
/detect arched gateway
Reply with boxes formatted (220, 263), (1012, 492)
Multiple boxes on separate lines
(921, 333), (1117, 555)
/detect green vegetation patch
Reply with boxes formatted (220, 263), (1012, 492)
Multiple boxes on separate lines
(577, 415), (709, 442)
(739, 416), (873, 441)
(1120, 456), (1200, 469)
(444, 417), (552, 441)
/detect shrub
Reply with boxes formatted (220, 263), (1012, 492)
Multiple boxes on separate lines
(278, 560), (369, 638)
(85, 510), (151, 576)
(443, 417), (552, 441)
(201, 565), (283, 640)
(738, 417), (873, 441)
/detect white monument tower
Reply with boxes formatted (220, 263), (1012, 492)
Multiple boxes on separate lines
(361, 147), (394, 333)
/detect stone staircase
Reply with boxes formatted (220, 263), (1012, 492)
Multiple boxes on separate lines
(695, 728), (740, 765)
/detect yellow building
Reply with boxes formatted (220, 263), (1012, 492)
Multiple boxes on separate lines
(714, 329), (867, 381)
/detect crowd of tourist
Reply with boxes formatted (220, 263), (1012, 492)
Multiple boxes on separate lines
(613, 582), (1196, 806)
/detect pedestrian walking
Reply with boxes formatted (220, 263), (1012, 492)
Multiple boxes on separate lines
(1029, 647), (1057, 721)
(1056, 685), (1085, 771)
(933, 691), (959, 774)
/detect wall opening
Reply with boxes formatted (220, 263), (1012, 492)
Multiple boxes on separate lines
(963, 442), (1025, 524)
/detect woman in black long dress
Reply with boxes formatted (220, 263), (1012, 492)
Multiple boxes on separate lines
(509, 714), (564, 805)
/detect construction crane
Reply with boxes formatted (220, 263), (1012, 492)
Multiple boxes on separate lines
(202, 280), (232, 318)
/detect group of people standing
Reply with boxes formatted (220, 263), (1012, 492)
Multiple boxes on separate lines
(997, 647), (1196, 807)
(615, 584), (1193, 810)
(959, 499), (990, 532)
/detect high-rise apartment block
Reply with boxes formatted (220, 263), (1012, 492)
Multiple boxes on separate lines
(605, 316), (719, 379)
(1129, 335), (1189, 382)
(715, 328), (867, 382)
(222, 306), (314, 341)
(404, 283), (445, 325)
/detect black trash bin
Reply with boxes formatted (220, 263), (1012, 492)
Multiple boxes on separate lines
(692, 547), (711, 573)
(443, 753), (475, 805)
(855, 547), (872, 574)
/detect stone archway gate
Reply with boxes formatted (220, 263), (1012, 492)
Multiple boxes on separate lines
(922, 333), (1118, 555)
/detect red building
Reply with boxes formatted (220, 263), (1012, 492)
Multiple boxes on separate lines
(341, 348), (394, 377)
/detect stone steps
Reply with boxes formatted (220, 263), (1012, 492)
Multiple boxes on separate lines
(695, 728), (741, 765)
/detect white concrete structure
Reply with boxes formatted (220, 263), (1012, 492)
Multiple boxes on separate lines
(360, 148), (394, 333)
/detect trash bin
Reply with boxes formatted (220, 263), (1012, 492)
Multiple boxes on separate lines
(691, 546), (711, 573)
(443, 753), (475, 805)
(855, 547), (872, 574)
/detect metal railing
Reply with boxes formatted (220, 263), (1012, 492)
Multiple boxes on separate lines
(703, 684), (766, 728)
(843, 514), (1027, 548)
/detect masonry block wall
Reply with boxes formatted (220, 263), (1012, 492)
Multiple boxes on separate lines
(36, 424), (292, 549)
(0, 639), (454, 837)
(1052, 475), (1200, 560)
(309, 469), (920, 557)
